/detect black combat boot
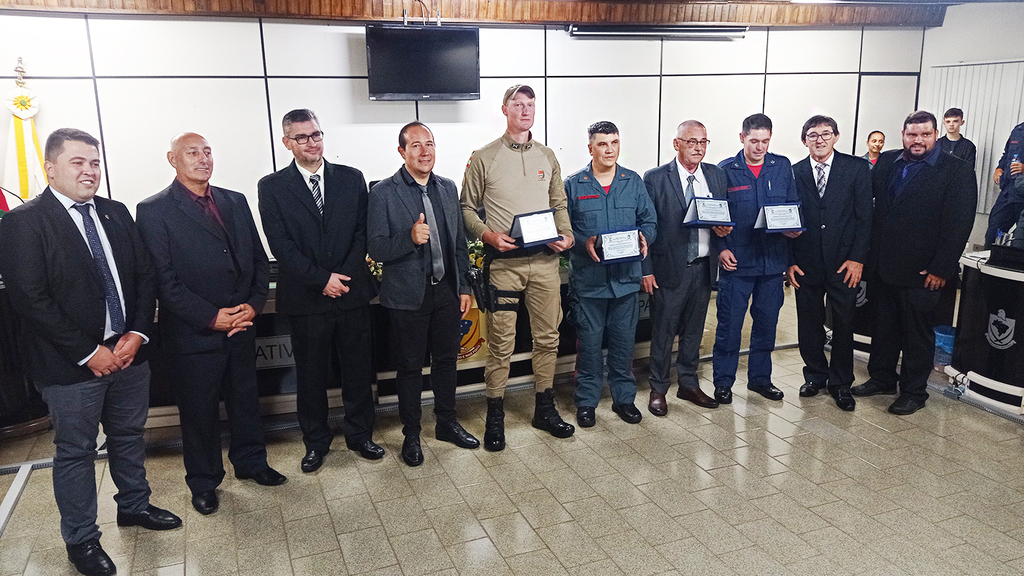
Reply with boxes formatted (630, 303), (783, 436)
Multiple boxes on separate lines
(484, 397), (506, 451)
(532, 389), (575, 438)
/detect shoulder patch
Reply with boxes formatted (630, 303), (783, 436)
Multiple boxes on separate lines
(466, 156), (473, 168)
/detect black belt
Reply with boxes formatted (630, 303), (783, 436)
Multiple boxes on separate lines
(687, 256), (709, 267)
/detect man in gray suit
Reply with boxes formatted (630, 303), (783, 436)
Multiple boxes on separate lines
(642, 120), (732, 416)
(368, 122), (479, 467)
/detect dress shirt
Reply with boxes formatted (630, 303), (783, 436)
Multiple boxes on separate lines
(50, 187), (148, 364)
(295, 160), (327, 202)
(889, 145), (942, 201)
(812, 151), (834, 192)
(676, 159), (711, 258)
(175, 179), (225, 229)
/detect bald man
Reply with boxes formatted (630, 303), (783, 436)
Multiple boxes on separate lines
(137, 133), (286, 516)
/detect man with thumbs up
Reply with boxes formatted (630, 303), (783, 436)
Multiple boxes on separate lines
(368, 121), (479, 467)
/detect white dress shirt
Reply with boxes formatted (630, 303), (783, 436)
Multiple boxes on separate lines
(812, 151), (834, 194)
(676, 159), (711, 258)
(295, 160), (326, 200)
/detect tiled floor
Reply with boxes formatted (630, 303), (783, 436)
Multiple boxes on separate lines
(3, 291), (1024, 576)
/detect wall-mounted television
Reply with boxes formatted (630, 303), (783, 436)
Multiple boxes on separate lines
(365, 24), (480, 101)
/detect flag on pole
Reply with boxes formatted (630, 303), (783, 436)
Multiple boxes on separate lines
(3, 86), (47, 203)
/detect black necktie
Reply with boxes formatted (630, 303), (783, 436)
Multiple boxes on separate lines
(73, 203), (126, 335)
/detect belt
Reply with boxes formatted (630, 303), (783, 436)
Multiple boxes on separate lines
(687, 256), (709, 267)
(103, 334), (123, 347)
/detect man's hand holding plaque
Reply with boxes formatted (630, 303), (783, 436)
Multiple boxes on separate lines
(683, 197), (735, 228)
(587, 229), (644, 264)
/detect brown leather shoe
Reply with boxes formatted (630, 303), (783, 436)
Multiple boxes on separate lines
(676, 386), (719, 409)
(648, 391), (668, 416)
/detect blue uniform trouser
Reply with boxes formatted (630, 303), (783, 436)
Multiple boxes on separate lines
(984, 184), (1024, 247)
(573, 293), (640, 408)
(713, 273), (784, 390)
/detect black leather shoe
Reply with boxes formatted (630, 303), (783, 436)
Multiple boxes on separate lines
(237, 467), (288, 486)
(191, 490), (219, 515)
(677, 386), (719, 409)
(435, 421), (480, 449)
(714, 388), (733, 404)
(851, 379), (898, 397)
(116, 505), (182, 531)
(747, 383), (785, 401)
(888, 396), (925, 415)
(532, 389), (575, 438)
(576, 406), (596, 427)
(347, 439), (386, 460)
(485, 397), (506, 452)
(831, 388), (856, 411)
(612, 403), (643, 424)
(67, 539), (116, 576)
(301, 449), (329, 473)
(799, 381), (826, 397)
(402, 436), (423, 467)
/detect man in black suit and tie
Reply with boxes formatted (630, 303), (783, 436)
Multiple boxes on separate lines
(137, 133), (286, 516)
(788, 116), (872, 412)
(0, 129), (181, 576)
(642, 120), (732, 416)
(258, 109), (383, 471)
(851, 111), (977, 415)
(368, 122), (479, 466)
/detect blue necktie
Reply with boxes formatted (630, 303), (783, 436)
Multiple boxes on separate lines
(73, 203), (126, 335)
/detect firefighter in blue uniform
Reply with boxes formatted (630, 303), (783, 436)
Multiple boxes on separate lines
(985, 121), (1024, 247)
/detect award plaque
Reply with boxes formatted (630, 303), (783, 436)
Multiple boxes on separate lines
(596, 229), (642, 264)
(754, 202), (804, 233)
(683, 197), (735, 227)
(510, 209), (560, 247)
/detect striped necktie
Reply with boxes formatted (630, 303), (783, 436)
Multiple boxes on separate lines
(310, 174), (323, 214)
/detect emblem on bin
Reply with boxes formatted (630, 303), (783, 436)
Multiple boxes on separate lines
(986, 309), (1016, 350)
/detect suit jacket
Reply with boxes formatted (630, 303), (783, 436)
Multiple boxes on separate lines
(791, 152), (873, 285)
(367, 167), (470, 311)
(869, 149), (978, 286)
(258, 160), (377, 315)
(136, 180), (269, 354)
(0, 188), (155, 387)
(642, 160), (727, 287)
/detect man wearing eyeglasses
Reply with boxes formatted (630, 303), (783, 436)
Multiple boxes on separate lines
(641, 120), (731, 416)
(788, 116), (872, 412)
(258, 109), (383, 472)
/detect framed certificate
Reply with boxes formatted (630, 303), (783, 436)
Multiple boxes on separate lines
(596, 229), (642, 264)
(510, 209), (560, 247)
(754, 202), (804, 233)
(683, 197), (735, 228)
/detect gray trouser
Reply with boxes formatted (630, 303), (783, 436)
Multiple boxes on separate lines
(648, 259), (712, 395)
(41, 362), (152, 545)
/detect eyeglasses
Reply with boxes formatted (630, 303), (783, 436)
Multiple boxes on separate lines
(678, 138), (711, 148)
(288, 131), (324, 145)
(805, 131), (834, 142)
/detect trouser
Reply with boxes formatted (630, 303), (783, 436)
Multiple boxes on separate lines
(171, 338), (268, 493)
(713, 273), (784, 389)
(484, 252), (562, 398)
(867, 276), (941, 404)
(795, 270), (857, 390)
(573, 292), (640, 408)
(289, 305), (375, 451)
(41, 362), (152, 545)
(984, 184), (1024, 247)
(648, 257), (712, 395)
(388, 278), (461, 438)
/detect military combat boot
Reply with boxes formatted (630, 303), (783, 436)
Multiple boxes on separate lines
(484, 397), (506, 451)
(532, 389), (575, 438)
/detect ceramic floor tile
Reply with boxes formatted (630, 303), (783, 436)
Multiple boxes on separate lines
(457, 480), (519, 519)
(444, 537), (513, 576)
(327, 494), (382, 534)
(234, 506), (286, 548)
(237, 540), (294, 576)
(536, 467), (598, 503)
(596, 529), (674, 576)
(506, 548), (570, 576)
(184, 535), (237, 576)
(337, 526), (398, 575)
(562, 496), (631, 539)
(389, 528), (453, 576)
(424, 503), (487, 547)
(407, 474), (464, 511)
(285, 513), (339, 559)
(535, 521), (609, 568)
(674, 509), (753, 554)
(479, 512), (547, 557)
(618, 502), (691, 544)
(290, 549), (347, 576)
(374, 495), (432, 537)
(654, 537), (736, 576)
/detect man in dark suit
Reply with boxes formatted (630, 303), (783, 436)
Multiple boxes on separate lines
(642, 120), (732, 416)
(368, 122), (479, 467)
(258, 109), (383, 471)
(788, 116), (872, 412)
(851, 110), (977, 415)
(137, 133), (286, 516)
(0, 129), (181, 576)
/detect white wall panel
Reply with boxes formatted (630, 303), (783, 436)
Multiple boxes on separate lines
(855, 75), (918, 158)
(662, 30), (768, 75)
(766, 29), (861, 74)
(419, 78), (547, 187)
(659, 75), (764, 166)
(267, 78), (415, 187)
(922, 2), (1024, 67)
(95, 78), (273, 220)
(89, 17), (264, 77)
(0, 15), (92, 77)
(546, 28), (661, 77)
(0, 80), (100, 196)
(546, 77), (660, 174)
(861, 28), (923, 73)
(262, 21), (367, 77)
(763, 74), (859, 160)
(480, 28), (545, 77)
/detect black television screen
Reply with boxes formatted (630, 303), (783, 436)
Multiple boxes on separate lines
(366, 24), (480, 101)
